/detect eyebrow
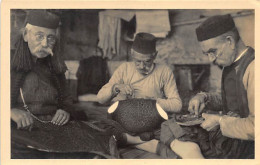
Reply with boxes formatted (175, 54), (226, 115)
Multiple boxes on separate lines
(203, 48), (217, 54)
(34, 31), (56, 38)
(34, 31), (44, 34)
(33, 30), (56, 35)
(134, 59), (152, 62)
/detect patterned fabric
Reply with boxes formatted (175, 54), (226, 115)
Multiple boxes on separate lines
(11, 120), (119, 158)
(110, 99), (165, 133)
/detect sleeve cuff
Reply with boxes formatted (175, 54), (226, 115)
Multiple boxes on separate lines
(111, 84), (119, 96)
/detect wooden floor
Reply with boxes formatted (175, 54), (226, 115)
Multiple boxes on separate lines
(74, 102), (163, 159)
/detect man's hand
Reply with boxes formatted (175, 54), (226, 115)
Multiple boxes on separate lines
(113, 84), (133, 96)
(188, 93), (207, 116)
(51, 109), (70, 125)
(200, 113), (221, 131)
(11, 108), (34, 129)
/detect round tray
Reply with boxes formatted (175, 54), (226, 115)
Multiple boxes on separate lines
(175, 114), (204, 126)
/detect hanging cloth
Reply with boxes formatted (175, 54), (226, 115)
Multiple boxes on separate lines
(98, 11), (121, 59)
(135, 10), (171, 38)
(76, 56), (110, 95)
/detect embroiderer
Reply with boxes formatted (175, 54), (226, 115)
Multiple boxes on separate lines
(11, 10), (118, 159)
(159, 14), (255, 159)
(97, 32), (182, 158)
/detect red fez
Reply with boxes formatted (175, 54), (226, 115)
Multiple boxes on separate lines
(196, 14), (235, 42)
(132, 33), (156, 54)
(26, 10), (60, 29)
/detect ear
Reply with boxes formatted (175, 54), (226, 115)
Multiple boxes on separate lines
(23, 29), (28, 42)
(226, 36), (235, 50)
(153, 51), (158, 59)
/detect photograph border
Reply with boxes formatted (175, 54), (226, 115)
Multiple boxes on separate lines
(1, 0), (260, 165)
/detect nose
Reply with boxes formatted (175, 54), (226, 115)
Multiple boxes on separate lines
(139, 61), (145, 69)
(41, 37), (48, 48)
(208, 55), (216, 63)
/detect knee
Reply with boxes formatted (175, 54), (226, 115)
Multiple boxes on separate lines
(171, 139), (200, 151)
(170, 140), (202, 158)
(187, 142), (200, 152)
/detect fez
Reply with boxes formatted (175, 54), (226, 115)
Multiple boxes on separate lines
(26, 10), (60, 29)
(196, 14), (235, 41)
(132, 32), (156, 54)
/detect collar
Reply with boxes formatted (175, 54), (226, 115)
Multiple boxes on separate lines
(234, 47), (249, 63)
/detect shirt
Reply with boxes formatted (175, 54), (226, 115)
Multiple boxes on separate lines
(97, 62), (182, 113)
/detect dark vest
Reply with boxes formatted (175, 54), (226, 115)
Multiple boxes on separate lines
(221, 47), (254, 118)
(203, 48), (255, 159)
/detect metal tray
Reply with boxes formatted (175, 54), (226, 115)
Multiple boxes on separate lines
(175, 114), (204, 126)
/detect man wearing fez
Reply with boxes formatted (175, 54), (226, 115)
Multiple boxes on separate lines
(97, 32), (182, 157)
(11, 10), (116, 159)
(166, 14), (254, 159)
(11, 11), (71, 129)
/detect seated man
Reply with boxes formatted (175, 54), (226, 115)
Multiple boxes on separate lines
(97, 32), (182, 158)
(11, 10), (118, 159)
(160, 14), (254, 159)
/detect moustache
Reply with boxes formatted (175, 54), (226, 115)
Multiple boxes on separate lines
(35, 47), (54, 56)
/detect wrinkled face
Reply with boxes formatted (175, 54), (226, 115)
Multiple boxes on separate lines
(199, 37), (236, 67)
(131, 50), (156, 75)
(24, 25), (57, 58)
